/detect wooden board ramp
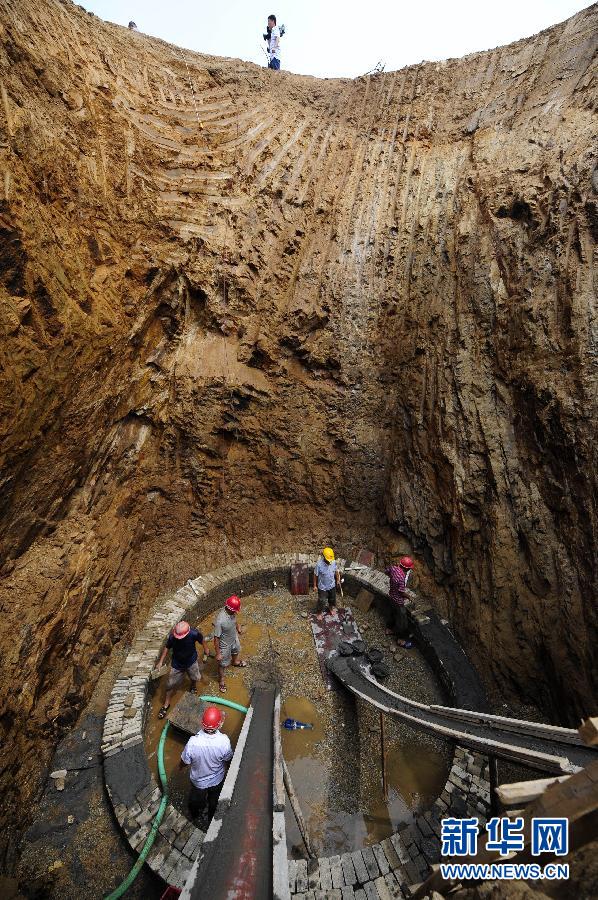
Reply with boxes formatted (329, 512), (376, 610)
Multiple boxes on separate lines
(309, 607), (362, 690)
(327, 654), (598, 774)
(181, 685), (283, 900)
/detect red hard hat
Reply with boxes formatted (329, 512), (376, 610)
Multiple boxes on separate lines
(173, 620), (191, 639)
(225, 595), (241, 613)
(399, 556), (414, 570)
(202, 706), (224, 731)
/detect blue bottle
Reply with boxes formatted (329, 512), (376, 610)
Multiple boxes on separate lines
(282, 718), (313, 730)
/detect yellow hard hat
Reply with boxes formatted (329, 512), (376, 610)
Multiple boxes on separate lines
(322, 547), (335, 562)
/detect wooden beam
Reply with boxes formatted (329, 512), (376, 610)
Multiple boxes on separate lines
(579, 717), (598, 747)
(496, 775), (570, 806)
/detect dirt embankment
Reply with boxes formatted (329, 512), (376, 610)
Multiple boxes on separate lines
(0, 0), (596, 862)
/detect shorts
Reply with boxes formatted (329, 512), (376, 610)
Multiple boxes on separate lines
(166, 659), (202, 690)
(218, 641), (241, 667)
(317, 587), (337, 613)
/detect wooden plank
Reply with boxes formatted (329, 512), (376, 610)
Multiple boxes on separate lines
(411, 762), (598, 900)
(339, 674), (582, 773)
(354, 589), (375, 613)
(579, 717), (598, 746)
(496, 775), (570, 806)
(429, 704), (585, 746)
(273, 694), (285, 812)
(291, 563), (310, 595)
(273, 811), (291, 900)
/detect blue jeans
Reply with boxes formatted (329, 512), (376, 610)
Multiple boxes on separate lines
(269, 57), (280, 70)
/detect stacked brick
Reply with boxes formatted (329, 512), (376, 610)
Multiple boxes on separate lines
(101, 554), (490, 894)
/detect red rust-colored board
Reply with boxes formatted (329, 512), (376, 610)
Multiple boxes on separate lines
(189, 686), (275, 900)
(356, 548), (375, 567)
(290, 562), (310, 595)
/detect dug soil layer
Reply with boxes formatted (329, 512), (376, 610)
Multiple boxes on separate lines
(0, 0), (596, 866)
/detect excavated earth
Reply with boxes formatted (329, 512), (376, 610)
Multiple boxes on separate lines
(0, 0), (596, 877)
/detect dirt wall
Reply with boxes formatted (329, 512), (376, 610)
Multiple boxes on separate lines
(0, 0), (596, 858)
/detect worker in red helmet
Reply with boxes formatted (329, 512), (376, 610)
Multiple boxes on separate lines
(155, 620), (207, 719)
(214, 595), (247, 693)
(385, 556), (415, 648)
(179, 705), (233, 827)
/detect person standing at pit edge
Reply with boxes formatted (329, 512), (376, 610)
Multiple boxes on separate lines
(313, 546), (342, 620)
(214, 595), (247, 693)
(385, 556), (414, 648)
(155, 621), (207, 719)
(179, 705), (233, 829)
(266, 13), (281, 70)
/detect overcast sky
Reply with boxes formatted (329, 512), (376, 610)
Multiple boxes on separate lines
(80, 1), (592, 79)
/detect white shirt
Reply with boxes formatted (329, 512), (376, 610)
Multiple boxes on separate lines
(269, 25), (281, 61)
(181, 729), (233, 789)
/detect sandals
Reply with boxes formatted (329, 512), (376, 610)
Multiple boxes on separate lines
(233, 661), (248, 668)
(219, 683), (227, 693)
(158, 705), (170, 719)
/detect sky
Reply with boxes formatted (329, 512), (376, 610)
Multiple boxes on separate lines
(80, 1), (593, 79)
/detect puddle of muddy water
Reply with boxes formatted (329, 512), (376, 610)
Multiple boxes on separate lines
(145, 612), (251, 813)
(145, 590), (450, 854)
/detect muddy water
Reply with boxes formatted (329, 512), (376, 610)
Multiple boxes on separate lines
(145, 590), (449, 854)
(144, 616), (250, 812)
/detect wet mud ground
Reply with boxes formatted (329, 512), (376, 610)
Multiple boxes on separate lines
(146, 588), (452, 857)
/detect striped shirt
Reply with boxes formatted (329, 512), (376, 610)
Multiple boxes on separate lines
(385, 565), (410, 606)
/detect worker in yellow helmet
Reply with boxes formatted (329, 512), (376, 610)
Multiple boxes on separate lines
(313, 547), (341, 620)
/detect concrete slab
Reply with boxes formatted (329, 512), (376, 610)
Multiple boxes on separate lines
(168, 693), (205, 735)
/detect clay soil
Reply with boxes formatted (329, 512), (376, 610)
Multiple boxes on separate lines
(0, 0), (596, 874)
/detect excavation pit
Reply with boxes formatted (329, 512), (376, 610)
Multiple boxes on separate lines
(144, 582), (450, 857)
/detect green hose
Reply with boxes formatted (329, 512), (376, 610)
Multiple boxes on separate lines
(105, 697), (247, 898)
(105, 722), (170, 900)
(199, 694), (248, 714)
